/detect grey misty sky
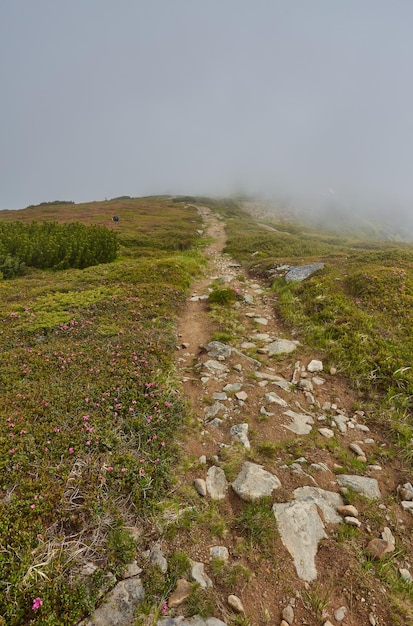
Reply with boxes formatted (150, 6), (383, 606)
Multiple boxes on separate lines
(1, 0), (413, 220)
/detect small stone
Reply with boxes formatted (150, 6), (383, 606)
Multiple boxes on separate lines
(168, 578), (192, 607)
(223, 383), (242, 393)
(280, 621), (290, 626)
(318, 428), (334, 438)
(369, 613), (377, 625)
(349, 442), (365, 457)
(150, 544), (168, 573)
(399, 568), (412, 582)
(345, 516), (361, 527)
(210, 546), (229, 561)
(191, 561), (213, 588)
(365, 538), (390, 560)
(265, 392), (288, 407)
(233, 364), (242, 372)
(330, 367), (337, 375)
(254, 317), (269, 325)
(235, 391), (248, 401)
(124, 561), (142, 578)
(355, 424), (370, 432)
(228, 594), (244, 613)
(334, 606), (347, 622)
(282, 603), (294, 624)
(199, 455), (207, 464)
(206, 466), (228, 500)
(381, 527), (395, 553)
(307, 359), (323, 372)
(194, 478), (207, 497)
(401, 501), (413, 512)
(337, 505), (358, 517)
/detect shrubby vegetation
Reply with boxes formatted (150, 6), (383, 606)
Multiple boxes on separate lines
(0, 221), (118, 271)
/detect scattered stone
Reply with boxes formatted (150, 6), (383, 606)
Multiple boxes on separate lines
(243, 294), (254, 304)
(230, 423), (250, 449)
(381, 527), (395, 552)
(254, 317), (269, 325)
(307, 359), (323, 373)
(345, 516), (361, 527)
(78, 578), (144, 626)
(213, 392), (227, 401)
(228, 595), (244, 613)
(285, 263), (325, 283)
(310, 462), (329, 472)
(283, 410), (314, 435)
(254, 333), (271, 341)
(401, 501), (413, 512)
(312, 376), (325, 385)
(365, 538), (390, 560)
(322, 401), (332, 411)
(337, 504), (358, 517)
(332, 414), (348, 433)
(355, 424), (370, 432)
(260, 406), (274, 416)
(318, 428), (335, 438)
(204, 402), (226, 421)
(191, 561), (213, 588)
(233, 364), (242, 373)
(293, 486), (343, 523)
(333, 606), (347, 622)
(349, 442), (365, 457)
(282, 603), (294, 624)
(273, 500), (327, 582)
(203, 360), (228, 375)
(398, 482), (413, 501)
(336, 475), (381, 500)
(330, 367), (337, 375)
(323, 622), (335, 626)
(240, 341), (256, 350)
(223, 383), (242, 393)
(150, 544), (168, 573)
(208, 418), (223, 428)
(124, 561), (142, 578)
(235, 391), (248, 401)
(81, 562), (98, 576)
(194, 478), (207, 497)
(168, 578), (192, 608)
(267, 339), (298, 355)
(297, 379), (314, 392)
(368, 614), (377, 626)
(265, 392), (288, 407)
(206, 466), (228, 500)
(210, 546), (229, 561)
(232, 462), (281, 501)
(399, 568), (412, 583)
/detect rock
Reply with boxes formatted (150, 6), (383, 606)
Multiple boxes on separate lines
(228, 595), (244, 613)
(336, 475), (381, 500)
(365, 538), (390, 559)
(344, 516), (361, 527)
(206, 466), (228, 500)
(332, 414), (348, 433)
(235, 391), (248, 401)
(78, 578), (144, 625)
(204, 402), (226, 421)
(285, 263), (325, 283)
(323, 622), (335, 626)
(213, 392), (228, 401)
(267, 339), (298, 355)
(273, 500), (327, 582)
(381, 527), (395, 552)
(190, 561), (213, 588)
(307, 359), (323, 373)
(254, 317), (268, 325)
(194, 478), (207, 497)
(297, 379), (314, 392)
(398, 483), (413, 501)
(158, 616), (227, 626)
(223, 383), (242, 393)
(206, 342), (232, 358)
(203, 360), (228, 376)
(293, 486), (343, 523)
(282, 603), (294, 624)
(124, 561), (142, 578)
(210, 546), (229, 561)
(399, 568), (412, 582)
(318, 428), (334, 438)
(264, 392), (288, 407)
(401, 501), (413, 512)
(349, 442), (365, 457)
(208, 418), (223, 428)
(150, 545), (168, 573)
(283, 410), (314, 435)
(334, 606), (347, 622)
(368, 614), (377, 626)
(230, 423), (250, 449)
(168, 578), (192, 607)
(337, 505), (358, 517)
(280, 622), (290, 626)
(232, 462), (281, 501)
(312, 376), (325, 385)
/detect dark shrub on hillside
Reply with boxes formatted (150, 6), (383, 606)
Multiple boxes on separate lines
(0, 254), (26, 279)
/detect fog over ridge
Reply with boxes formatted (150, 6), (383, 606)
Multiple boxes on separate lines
(1, 1), (413, 235)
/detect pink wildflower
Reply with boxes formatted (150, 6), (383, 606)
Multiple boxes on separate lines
(69, 447), (74, 454)
(161, 601), (167, 615)
(32, 597), (43, 610)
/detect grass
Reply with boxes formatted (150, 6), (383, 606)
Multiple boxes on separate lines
(0, 197), (205, 624)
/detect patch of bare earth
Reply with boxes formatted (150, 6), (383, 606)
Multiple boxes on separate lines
(163, 207), (412, 626)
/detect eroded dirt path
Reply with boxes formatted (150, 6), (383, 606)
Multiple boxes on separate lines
(166, 207), (411, 626)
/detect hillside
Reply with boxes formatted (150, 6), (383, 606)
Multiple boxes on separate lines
(0, 197), (412, 625)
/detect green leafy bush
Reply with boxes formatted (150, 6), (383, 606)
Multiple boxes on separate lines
(0, 254), (26, 279)
(0, 221), (118, 270)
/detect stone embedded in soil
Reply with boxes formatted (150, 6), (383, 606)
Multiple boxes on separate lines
(273, 500), (327, 582)
(264, 391), (288, 407)
(365, 538), (391, 560)
(78, 578), (145, 626)
(399, 568), (412, 582)
(336, 474), (381, 499)
(206, 466), (228, 500)
(150, 545), (168, 573)
(285, 263), (325, 283)
(345, 516), (361, 527)
(381, 527), (395, 552)
(206, 341), (232, 359)
(267, 339), (298, 355)
(232, 462), (281, 501)
(204, 402), (226, 421)
(293, 486), (343, 523)
(282, 604), (294, 624)
(307, 359), (323, 372)
(235, 391), (248, 401)
(254, 317), (268, 325)
(227, 595), (244, 613)
(332, 414), (348, 433)
(337, 504), (358, 517)
(168, 578), (192, 608)
(203, 360), (228, 375)
(334, 606), (347, 622)
(282, 410), (314, 435)
(158, 616), (227, 626)
(349, 442), (365, 457)
(191, 561), (213, 588)
(318, 427), (335, 438)
(194, 478), (207, 497)
(223, 383), (242, 393)
(210, 546), (229, 561)
(230, 423), (250, 449)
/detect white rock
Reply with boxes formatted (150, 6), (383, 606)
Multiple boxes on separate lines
(228, 594), (244, 613)
(334, 606), (347, 622)
(318, 428), (334, 438)
(344, 516), (361, 527)
(307, 359), (323, 372)
(265, 392), (288, 407)
(206, 466), (228, 500)
(232, 462), (281, 501)
(210, 546), (229, 561)
(194, 478), (207, 497)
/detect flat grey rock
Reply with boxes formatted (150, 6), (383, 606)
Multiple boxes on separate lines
(203, 360), (228, 375)
(157, 617), (227, 626)
(232, 462), (281, 501)
(78, 578), (144, 625)
(285, 264), (325, 283)
(265, 392), (288, 407)
(267, 339), (298, 355)
(293, 487), (343, 523)
(336, 474), (381, 499)
(206, 466), (228, 500)
(273, 500), (327, 582)
(190, 561), (213, 588)
(206, 341), (232, 359)
(230, 423), (250, 449)
(282, 410), (314, 435)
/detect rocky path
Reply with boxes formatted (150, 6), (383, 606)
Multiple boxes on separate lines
(80, 207), (413, 626)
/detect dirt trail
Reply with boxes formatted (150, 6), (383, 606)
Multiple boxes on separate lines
(168, 207), (411, 626)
